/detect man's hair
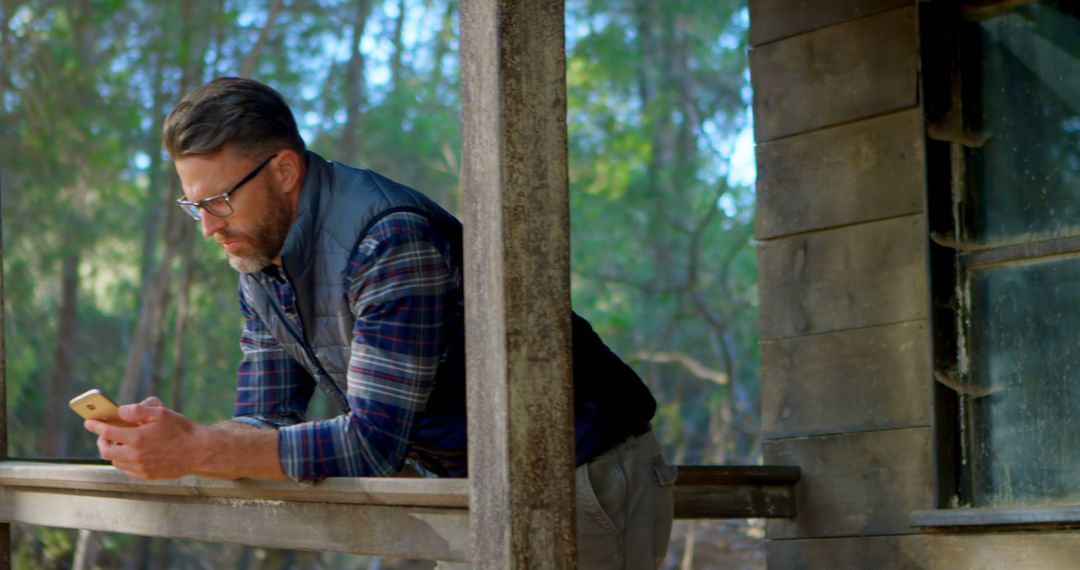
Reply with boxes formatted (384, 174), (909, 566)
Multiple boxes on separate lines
(162, 77), (305, 160)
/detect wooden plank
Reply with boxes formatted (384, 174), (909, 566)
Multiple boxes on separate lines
(750, 6), (918, 143)
(0, 487), (470, 562)
(459, 0), (576, 568)
(0, 461), (470, 508)
(674, 466), (800, 519)
(675, 485), (796, 519)
(0, 460), (802, 563)
(0, 462), (803, 520)
(913, 506), (1080, 529)
(758, 215), (928, 340)
(748, 0), (913, 47)
(765, 427), (933, 539)
(755, 109), (926, 240)
(768, 532), (1080, 570)
(762, 321), (932, 439)
(675, 466), (801, 486)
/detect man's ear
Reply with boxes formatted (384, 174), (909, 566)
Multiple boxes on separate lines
(273, 149), (304, 194)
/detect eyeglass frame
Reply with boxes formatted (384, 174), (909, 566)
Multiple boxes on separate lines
(175, 153), (279, 221)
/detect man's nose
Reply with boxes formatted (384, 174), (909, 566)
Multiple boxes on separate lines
(200, 213), (226, 237)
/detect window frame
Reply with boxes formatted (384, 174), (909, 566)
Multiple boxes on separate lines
(923, 0), (1080, 521)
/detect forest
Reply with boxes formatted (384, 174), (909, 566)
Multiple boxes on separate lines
(0, 0), (760, 568)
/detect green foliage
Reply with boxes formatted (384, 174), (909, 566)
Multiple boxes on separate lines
(0, 0), (757, 565)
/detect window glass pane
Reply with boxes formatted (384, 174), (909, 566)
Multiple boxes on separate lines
(964, 2), (1080, 243)
(968, 256), (1080, 507)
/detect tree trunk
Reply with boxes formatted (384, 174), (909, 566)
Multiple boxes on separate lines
(166, 242), (196, 412)
(138, 41), (168, 289)
(119, 0), (208, 404)
(71, 529), (100, 570)
(239, 0), (285, 78)
(341, 0), (373, 164)
(128, 535), (152, 570)
(42, 250), (79, 457)
(0, 0), (12, 97)
(389, 0), (407, 86)
(430, 0), (457, 83)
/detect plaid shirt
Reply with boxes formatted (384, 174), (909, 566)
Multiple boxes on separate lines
(231, 211), (462, 481)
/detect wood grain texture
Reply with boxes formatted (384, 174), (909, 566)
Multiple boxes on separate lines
(674, 465), (800, 519)
(762, 320), (932, 439)
(750, 6), (919, 143)
(0, 487), (470, 562)
(768, 532), (1080, 570)
(459, 0), (577, 567)
(0, 461), (470, 507)
(765, 427), (933, 539)
(748, 0), (914, 46)
(755, 109), (926, 240)
(675, 484), (796, 519)
(758, 214), (928, 340)
(912, 506), (1080, 529)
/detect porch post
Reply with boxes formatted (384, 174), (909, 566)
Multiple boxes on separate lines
(460, 0), (577, 568)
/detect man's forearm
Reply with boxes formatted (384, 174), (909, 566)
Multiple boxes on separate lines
(189, 421), (288, 481)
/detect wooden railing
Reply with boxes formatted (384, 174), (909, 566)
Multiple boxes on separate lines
(0, 461), (799, 563)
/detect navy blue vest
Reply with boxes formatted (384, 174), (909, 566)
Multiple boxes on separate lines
(241, 152), (656, 476)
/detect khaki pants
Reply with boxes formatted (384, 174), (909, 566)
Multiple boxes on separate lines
(438, 431), (675, 569)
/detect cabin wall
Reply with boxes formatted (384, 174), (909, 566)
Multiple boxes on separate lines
(750, 1), (1080, 567)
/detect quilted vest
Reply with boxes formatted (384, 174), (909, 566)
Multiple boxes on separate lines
(239, 152), (656, 476)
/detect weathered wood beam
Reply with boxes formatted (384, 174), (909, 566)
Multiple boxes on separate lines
(0, 462), (470, 561)
(460, 0), (576, 568)
(674, 466), (800, 519)
(0, 461), (470, 507)
(0, 462), (800, 559)
(0, 488), (470, 562)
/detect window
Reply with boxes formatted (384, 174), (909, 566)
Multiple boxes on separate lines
(929, 0), (1080, 509)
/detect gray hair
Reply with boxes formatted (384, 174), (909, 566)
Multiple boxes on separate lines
(163, 77), (305, 160)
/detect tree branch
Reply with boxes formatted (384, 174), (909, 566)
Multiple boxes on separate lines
(628, 350), (729, 386)
(239, 0), (285, 78)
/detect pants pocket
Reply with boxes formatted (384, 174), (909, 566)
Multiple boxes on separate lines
(576, 453), (626, 569)
(649, 454), (675, 563)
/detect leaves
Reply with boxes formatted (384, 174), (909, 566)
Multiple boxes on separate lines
(1, 0), (759, 566)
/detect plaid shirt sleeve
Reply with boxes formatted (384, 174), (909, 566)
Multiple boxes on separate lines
(231, 283), (316, 430)
(276, 211), (460, 481)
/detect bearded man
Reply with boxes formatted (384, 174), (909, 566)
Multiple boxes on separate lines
(84, 77), (674, 569)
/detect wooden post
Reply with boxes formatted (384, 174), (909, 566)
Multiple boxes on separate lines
(0, 185), (10, 569)
(460, 0), (577, 568)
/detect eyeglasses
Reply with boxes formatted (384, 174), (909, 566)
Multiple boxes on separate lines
(176, 153), (277, 221)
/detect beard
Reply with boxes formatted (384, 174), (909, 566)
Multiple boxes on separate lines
(219, 190), (294, 274)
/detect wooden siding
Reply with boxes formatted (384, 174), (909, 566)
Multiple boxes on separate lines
(768, 533), (1080, 570)
(750, 6), (919, 143)
(765, 428), (934, 539)
(749, 0), (914, 46)
(761, 320), (932, 439)
(758, 214), (928, 340)
(755, 109), (926, 240)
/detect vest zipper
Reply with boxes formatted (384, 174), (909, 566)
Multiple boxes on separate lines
(255, 275), (352, 416)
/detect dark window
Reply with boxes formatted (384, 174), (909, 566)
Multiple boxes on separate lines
(931, 0), (1080, 508)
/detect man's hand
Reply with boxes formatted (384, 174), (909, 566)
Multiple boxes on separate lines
(83, 396), (288, 481)
(84, 396), (208, 480)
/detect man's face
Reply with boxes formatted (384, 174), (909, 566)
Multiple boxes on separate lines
(175, 148), (295, 273)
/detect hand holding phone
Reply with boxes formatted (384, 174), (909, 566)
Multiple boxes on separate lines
(69, 389), (135, 428)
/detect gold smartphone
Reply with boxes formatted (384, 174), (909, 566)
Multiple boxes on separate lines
(69, 389), (134, 427)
